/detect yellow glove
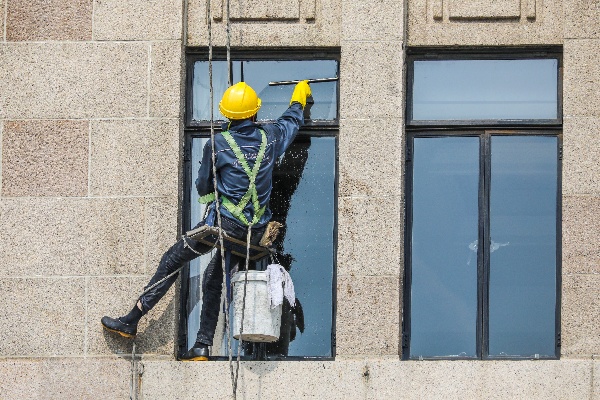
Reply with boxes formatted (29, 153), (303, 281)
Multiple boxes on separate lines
(289, 80), (312, 108)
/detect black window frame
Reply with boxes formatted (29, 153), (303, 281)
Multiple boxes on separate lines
(179, 47), (341, 361)
(402, 47), (563, 361)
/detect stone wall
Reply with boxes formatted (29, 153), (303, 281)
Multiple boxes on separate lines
(0, 0), (183, 397)
(0, 0), (598, 398)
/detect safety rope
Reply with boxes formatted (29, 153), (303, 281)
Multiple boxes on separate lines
(205, 0), (246, 399)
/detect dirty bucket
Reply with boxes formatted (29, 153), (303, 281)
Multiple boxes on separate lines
(231, 270), (282, 342)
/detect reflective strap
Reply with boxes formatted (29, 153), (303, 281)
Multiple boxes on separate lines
(218, 129), (268, 226)
(199, 192), (215, 204)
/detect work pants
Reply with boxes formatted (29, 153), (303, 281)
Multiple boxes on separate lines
(138, 216), (265, 346)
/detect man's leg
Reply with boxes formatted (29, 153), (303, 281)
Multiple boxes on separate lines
(101, 233), (210, 338)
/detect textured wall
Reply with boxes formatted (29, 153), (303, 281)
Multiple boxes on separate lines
(1, 0), (599, 398)
(408, 0), (563, 45)
(0, 2), (183, 397)
(562, 0), (600, 359)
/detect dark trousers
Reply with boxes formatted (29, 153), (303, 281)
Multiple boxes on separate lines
(138, 216), (265, 346)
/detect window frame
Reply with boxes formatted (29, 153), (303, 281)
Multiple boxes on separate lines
(402, 47), (563, 361)
(406, 46), (563, 127)
(179, 47), (341, 361)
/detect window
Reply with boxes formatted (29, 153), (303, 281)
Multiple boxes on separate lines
(180, 49), (339, 360)
(403, 48), (562, 360)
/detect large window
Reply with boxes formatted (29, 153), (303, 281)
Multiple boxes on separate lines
(403, 49), (562, 360)
(180, 49), (339, 360)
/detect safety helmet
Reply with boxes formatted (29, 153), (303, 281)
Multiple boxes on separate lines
(219, 82), (262, 120)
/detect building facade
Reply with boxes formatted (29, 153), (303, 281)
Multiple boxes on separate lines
(0, 0), (598, 398)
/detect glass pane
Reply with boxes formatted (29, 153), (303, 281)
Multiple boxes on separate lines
(192, 60), (338, 122)
(243, 60), (338, 121)
(412, 59), (558, 121)
(187, 135), (336, 358)
(489, 136), (557, 357)
(192, 61), (242, 121)
(410, 137), (480, 358)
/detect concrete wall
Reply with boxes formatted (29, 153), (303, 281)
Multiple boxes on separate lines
(0, 0), (598, 399)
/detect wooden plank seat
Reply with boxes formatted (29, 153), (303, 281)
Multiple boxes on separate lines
(185, 225), (272, 261)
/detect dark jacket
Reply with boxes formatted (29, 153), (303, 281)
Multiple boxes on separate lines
(196, 103), (304, 228)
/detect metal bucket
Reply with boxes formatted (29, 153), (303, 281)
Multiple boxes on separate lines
(231, 271), (282, 342)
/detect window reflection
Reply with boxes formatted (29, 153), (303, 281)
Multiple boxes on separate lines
(187, 135), (336, 358)
(192, 60), (338, 122)
(412, 59), (558, 121)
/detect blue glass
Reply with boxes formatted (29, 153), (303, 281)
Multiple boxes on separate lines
(412, 59), (558, 121)
(489, 136), (557, 357)
(410, 136), (480, 358)
(187, 136), (336, 357)
(192, 60), (338, 122)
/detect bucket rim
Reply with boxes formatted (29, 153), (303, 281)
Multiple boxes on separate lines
(231, 270), (268, 283)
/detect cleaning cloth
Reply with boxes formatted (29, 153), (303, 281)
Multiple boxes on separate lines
(266, 264), (295, 309)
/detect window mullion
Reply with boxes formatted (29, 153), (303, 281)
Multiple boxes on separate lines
(479, 132), (491, 359)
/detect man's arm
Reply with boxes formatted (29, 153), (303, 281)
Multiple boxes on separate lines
(270, 80), (312, 157)
(195, 139), (215, 197)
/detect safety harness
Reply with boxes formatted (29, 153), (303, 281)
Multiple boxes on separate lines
(199, 129), (268, 227)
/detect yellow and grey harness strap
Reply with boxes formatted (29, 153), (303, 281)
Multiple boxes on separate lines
(199, 130), (268, 226)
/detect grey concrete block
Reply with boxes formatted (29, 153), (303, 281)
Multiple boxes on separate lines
(341, 0), (403, 41)
(564, 117), (600, 195)
(144, 196), (179, 274)
(339, 119), (403, 197)
(187, 0), (341, 47)
(93, 0), (182, 40)
(407, 0), (563, 46)
(139, 359), (594, 400)
(0, 278), (86, 356)
(0, 0), (4, 42)
(594, 360), (600, 399)
(89, 119), (179, 197)
(336, 275), (400, 356)
(565, 0), (600, 39)
(6, 0), (92, 41)
(562, 274), (600, 357)
(0, 198), (145, 276)
(337, 196), (403, 277)
(0, 42), (147, 119)
(563, 195), (600, 275)
(564, 40), (600, 117)
(2, 120), (88, 197)
(0, 359), (130, 399)
(87, 276), (177, 357)
(340, 41), (403, 119)
(150, 41), (183, 118)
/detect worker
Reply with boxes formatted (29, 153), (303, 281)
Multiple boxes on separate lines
(101, 80), (312, 361)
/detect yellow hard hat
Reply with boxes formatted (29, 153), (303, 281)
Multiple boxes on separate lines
(219, 82), (261, 120)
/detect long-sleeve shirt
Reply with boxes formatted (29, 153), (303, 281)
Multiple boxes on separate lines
(196, 102), (304, 228)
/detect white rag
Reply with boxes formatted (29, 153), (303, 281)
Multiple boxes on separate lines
(266, 264), (295, 309)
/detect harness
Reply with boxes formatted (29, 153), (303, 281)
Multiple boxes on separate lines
(199, 129), (268, 226)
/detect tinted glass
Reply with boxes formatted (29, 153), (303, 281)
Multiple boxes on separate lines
(187, 135), (336, 357)
(409, 136), (480, 358)
(488, 135), (558, 357)
(192, 60), (338, 122)
(412, 59), (558, 121)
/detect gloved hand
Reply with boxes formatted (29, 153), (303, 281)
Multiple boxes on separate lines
(289, 80), (312, 108)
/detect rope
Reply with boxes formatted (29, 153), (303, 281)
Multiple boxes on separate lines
(129, 341), (137, 400)
(233, 224), (252, 393)
(206, 1), (241, 399)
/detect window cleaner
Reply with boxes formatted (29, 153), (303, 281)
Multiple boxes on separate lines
(100, 81), (312, 362)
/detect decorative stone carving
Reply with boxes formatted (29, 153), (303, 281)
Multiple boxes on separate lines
(211, 0), (315, 22)
(431, 0), (537, 22)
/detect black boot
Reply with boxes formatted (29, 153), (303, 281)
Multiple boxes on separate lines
(180, 343), (210, 361)
(101, 316), (137, 338)
(101, 305), (142, 338)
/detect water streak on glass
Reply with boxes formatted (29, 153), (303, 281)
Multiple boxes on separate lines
(410, 136), (479, 358)
(488, 136), (557, 357)
(192, 60), (338, 122)
(412, 59), (558, 121)
(187, 136), (336, 357)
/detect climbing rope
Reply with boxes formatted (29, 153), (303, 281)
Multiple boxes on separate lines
(206, 0), (248, 399)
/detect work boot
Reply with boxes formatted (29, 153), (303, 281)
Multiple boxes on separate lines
(101, 316), (137, 338)
(180, 344), (210, 361)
